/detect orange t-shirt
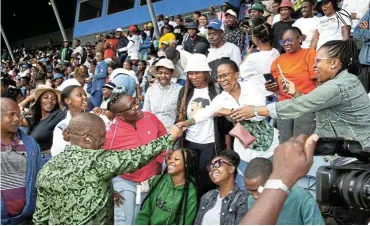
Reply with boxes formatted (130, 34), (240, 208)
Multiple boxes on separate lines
(104, 38), (119, 59)
(271, 48), (317, 101)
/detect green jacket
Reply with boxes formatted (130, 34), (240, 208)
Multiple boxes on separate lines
(33, 135), (173, 225)
(135, 174), (198, 225)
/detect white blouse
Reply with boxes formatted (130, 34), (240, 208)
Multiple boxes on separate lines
(193, 82), (279, 162)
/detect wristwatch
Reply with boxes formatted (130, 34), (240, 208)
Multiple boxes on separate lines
(253, 106), (259, 116)
(258, 179), (290, 195)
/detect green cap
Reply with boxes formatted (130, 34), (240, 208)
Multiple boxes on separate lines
(249, 3), (264, 13)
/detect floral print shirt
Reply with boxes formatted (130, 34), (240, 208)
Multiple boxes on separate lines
(224, 26), (245, 51)
(33, 135), (173, 225)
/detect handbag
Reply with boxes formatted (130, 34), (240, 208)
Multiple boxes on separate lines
(229, 122), (256, 149)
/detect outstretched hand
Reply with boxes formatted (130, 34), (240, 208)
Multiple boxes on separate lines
(230, 105), (254, 121)
(270, 134), (318, 188)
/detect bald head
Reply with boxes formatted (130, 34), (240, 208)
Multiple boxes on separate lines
(68, 112), (105, 136)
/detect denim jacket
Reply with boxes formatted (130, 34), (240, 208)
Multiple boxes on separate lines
(194, 185), (249, 225)
(275, 70), (370, 148)
(354, 9), (370, 65)
(1, 129), (42, 224)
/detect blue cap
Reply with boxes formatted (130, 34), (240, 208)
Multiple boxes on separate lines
(103, 82), (116, 90)
(53, 73), (64, 80)
(207, 19), (223, 31)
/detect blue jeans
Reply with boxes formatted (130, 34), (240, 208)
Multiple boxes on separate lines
(112, 176), (148, 225)
(41, 153), (52, 167)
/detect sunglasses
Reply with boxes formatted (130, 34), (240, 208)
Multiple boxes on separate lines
(206, 159), (232, 172)
(279, 38), (293, 46)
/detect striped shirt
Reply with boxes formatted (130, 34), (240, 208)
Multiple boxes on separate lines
(1, 135), (27, 216)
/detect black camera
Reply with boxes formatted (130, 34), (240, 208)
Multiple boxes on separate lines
(314, 138), (370, 224)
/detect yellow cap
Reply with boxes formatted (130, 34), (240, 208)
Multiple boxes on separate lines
(147, 23), (153, 27)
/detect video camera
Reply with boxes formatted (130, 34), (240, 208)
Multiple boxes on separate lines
(314, 138), (370, 224)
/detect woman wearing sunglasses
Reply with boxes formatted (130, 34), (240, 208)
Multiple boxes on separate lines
(265, 27), (317, 143)
(136, 148), (200, 225)
(194, 150), (249, 225)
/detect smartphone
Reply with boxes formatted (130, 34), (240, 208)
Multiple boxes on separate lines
(263, 73), (276, 83)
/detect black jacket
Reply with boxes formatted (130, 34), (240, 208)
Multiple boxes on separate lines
(175, 84), (233, 154)
(117, 36), (129, 57)
(182, 35), (209, 53)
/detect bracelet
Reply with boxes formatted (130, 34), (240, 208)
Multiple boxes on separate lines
(253, 106), (259, 116)
(187, 118), (195, 126)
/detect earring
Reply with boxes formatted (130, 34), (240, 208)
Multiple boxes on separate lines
(85, 137), (92, 144)
(331, 65), (335, 69)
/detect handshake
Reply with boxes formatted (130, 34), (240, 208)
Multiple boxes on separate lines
(168, 123), (188, 141)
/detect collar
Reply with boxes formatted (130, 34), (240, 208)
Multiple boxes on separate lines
(158, 82), (174, 90)
(213, 185), (239, 200)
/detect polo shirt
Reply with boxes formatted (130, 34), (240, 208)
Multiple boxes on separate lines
(103, 112), (167, 182)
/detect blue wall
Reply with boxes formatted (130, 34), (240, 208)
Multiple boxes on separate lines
(73, 0), (232, 38)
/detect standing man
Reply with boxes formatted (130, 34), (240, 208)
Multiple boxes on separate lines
(207, 19), (242, 79)
(272, 0), (295, 53)
(244, 158), (325, 225)
(292, 0), (319, 48)
(72, 39), (84, 64)
(60, 41), (73, 63)
(1, 98), (41, 225)
(95, 34), (105, 56)
(104, 30), (119, 60)
(116, 28), (129, 67)
(104, 93), (168, 225)
(239, 0), (254, 21)
(182, 22), (209, 53)
(224, 9), (245, 51)
(88, 52), (108, 109)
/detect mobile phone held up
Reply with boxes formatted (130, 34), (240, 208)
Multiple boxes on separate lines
(263, 73), (276, 83)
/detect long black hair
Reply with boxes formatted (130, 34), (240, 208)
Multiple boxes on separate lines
(61, 85), (80, 108)
(28, 91), (60, 134)
(320, 39), (360, 75)
(140, 148), (201, 225)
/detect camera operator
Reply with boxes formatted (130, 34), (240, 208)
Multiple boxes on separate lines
(230, 39), (370, 149)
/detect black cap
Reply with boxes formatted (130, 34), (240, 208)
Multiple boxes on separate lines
(193, 42), (210, 55)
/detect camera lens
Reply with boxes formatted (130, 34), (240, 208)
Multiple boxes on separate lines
(337, 170), (370, 210)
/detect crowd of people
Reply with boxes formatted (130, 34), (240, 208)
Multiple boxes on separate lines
(1, 0), (370, 224)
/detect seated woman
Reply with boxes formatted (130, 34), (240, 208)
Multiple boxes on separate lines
(194, 150), (249, 225)
(135, 148), (200, 225)
(20, 87), (66, 165)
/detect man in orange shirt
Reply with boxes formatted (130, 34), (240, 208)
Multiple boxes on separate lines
(104, 30), (119, 60)
(266, 27), (316, 142)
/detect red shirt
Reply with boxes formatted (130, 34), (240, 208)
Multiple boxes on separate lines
(104, 38), (119, 59)
(103, 112), (167, 182)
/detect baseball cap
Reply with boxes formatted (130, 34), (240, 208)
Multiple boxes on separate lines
(103, 82), (116, 90)
(225, 9), (237, 18)
(207, 19), (223, 31)
(147, 23), (153, 27)
(128, 25), (137, 32)
(116, 28), (123, 32)
(250, 3), (264, 13)
(53, 73), (64, 80)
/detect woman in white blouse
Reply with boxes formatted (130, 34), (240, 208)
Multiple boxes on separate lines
(310, 0), (351, 50)
(239, 22), (280, 98)
(198, 15), (208, 37)
(176, 59), (279, 190)
(143, 58), (182, 131)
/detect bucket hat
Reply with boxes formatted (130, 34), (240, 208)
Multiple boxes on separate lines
(185, 54), (212, 73)
(152, 58), (180, 78)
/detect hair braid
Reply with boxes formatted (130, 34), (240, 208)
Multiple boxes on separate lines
(320, 39), (360, 75)
(178, 77), (191, 122)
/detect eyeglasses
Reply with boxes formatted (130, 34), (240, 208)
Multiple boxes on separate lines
(216, 72), (232, 80)
(279, 38), (293, 46)
(117, 98), (140, 113)
(314, 57), (334, 63)
(206, 159), (232, 172)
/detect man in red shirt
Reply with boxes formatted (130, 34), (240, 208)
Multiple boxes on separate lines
(103, 92), (167, 225)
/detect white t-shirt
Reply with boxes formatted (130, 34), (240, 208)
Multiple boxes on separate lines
(317, 11), (352, 50)
(292, 17), (320, 48)
(201, 195), (222, 225)
(186, 87), (215, 144)
(207, 42), (242, 66)
(342, 0), (370, 30)
(239, 48), (280, 97)
(272, 14), (281, 25)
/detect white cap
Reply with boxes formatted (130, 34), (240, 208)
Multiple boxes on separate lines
(185, 54), (212, 73)
(116, 28), (123, 32)
(225, 9), (237, 18)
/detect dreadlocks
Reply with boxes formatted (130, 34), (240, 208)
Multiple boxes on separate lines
(177, 72), (214, 122)
(320, 39), (360, 75)
(140, 148), (201, 225)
